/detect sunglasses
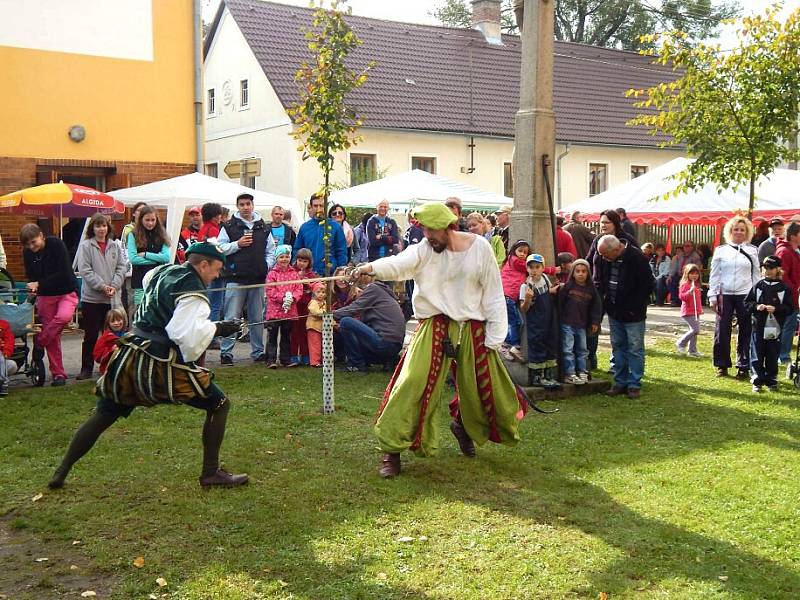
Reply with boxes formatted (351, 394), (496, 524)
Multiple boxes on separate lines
(331, 211), (344, 216)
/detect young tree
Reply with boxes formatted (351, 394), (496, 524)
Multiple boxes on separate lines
(431, 0), (740, 50)
(288, 0), (373, 277)
(627, 6), (800, 217)
(288, 0), (373, 413)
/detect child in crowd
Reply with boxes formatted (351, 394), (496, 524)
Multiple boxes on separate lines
(520, 253), (561, 390)
(676, 263), (703, 358)
(306, 282), (326, 367)
(330, 266), (356, 362)
(93, 308), (128, 375)
(550, 252), (575, 284)
(745, 255), (793, 392)
(0, 318), (18, 395)
(265, 245), (303, 368)
(557, 259), (602, 385)
(289, 248), (317, 366)
(499, 239), (530, 362)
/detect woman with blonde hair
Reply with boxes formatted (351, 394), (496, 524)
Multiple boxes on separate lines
(708, 216), (760, 378)
(466, 212), (506, 267)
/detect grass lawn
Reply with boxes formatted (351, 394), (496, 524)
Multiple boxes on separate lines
(1, 338), (800, 599)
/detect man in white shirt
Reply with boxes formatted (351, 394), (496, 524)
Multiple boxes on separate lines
(351, 202), (527, 478)
(47, 242), (248, 490)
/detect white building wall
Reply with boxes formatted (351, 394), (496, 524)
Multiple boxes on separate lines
(204, 8), (296, 198)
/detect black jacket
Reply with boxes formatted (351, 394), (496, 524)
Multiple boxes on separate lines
(222, 215), (268, 284)
(744, 278), (793, 331)
(594, 244), (654, 322)
(23, 236), (77, 296)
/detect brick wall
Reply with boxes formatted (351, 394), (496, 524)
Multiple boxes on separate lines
(0, 157), (195, 281)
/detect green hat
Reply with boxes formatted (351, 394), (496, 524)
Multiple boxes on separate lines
(409, 202), (457, 230)
(185, 241), (226, 266)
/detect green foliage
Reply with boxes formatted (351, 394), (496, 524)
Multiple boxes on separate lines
(627, 5), (800, 216)
(431, 0), (740, 50)
(287, 0), (373, 275)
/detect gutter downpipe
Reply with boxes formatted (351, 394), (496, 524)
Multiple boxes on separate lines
(556, 142), (571, 209)
(193, 0), (204, 172)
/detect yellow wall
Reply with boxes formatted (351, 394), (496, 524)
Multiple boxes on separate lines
(0, 1), (196, 163)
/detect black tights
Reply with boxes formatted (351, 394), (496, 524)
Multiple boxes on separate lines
(49, 401), (230, 487)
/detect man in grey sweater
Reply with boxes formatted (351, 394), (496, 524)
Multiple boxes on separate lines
(333, 278), (406, 374)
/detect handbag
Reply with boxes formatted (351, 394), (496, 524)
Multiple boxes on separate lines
(764, 313), (780, 340)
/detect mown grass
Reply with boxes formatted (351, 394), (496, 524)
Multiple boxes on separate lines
(1, 338), (799, 599)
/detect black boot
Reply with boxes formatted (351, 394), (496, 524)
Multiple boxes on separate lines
(449, 418), (476, 457)
(198, 400), (248, 488)
(528, 368), (544, 387)
(543, 368), (563, 391)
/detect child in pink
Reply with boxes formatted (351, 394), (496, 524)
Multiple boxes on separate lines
(265, 245), (303, 368)
(499, 239), (530, 361)
(289, 248), (317, 366)
(306, 282), (326, 367)
(677, 263), (703, 357)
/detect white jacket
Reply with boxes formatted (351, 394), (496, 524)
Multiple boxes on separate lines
(708, 243), (760, 298)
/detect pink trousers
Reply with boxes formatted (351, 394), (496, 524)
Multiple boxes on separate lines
(307, 329), (322, 366)
(35, 292), (78, 380)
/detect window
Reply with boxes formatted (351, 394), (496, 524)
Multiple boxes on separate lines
(412, 156), (436, 174)
(207, 88), (216, 117)
(503, 162), (514, 198)
(589, 163), (608, 196)
(243, 175), (256, 188)
(205, 163), (218, 178)
(240, 79), (249, 108)
(350, 153), (377, 186)
(631, 165), (648, 179)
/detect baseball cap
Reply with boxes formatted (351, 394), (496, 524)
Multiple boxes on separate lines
(526, 253), (545, 265)
(769, 218), (784, 226)
(762, 254), (781, 269)
(188, 205), (201, 214)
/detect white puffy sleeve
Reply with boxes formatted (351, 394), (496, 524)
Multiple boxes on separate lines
(370, 241), (427, 281)
(165, 295), (216, 362)
(478, 242), (508, 349)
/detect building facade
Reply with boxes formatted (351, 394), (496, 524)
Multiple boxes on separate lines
(0, 0), (199, 278)
(204, 0), (683, 215)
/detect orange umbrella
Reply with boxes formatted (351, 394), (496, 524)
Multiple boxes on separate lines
(0, 182), (117, 210)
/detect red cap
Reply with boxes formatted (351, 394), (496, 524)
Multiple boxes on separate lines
(188, 205), (201, 214)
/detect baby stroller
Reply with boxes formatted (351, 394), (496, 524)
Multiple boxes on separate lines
(0, 268), (46, 387)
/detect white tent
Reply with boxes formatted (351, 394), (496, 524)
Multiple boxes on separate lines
(329, 169), (512, 212)
(560, 157), (800, 225)
(111, 172), (302, 258)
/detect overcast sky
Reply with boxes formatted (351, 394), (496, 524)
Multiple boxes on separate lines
(205, 0), (800, 29)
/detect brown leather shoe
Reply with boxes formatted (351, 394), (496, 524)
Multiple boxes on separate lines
(626, 388), (641, 399)
(378, 453), (401, 478)
(449, 419), (476, 457)
(605, 386), (627, 397)
(199, 468), (249, 489)
(75, 370), (93, 381)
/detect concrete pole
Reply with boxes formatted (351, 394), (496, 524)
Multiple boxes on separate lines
(510, 0), (556, 265)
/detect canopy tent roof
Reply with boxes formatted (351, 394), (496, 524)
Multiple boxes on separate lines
(111, 173), (302, 258)
(560, 158), (800, 225)
(329, 169), (512, 212)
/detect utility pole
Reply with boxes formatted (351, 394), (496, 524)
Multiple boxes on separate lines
(510, 0), (556, 265)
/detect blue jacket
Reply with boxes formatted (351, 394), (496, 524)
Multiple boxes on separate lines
(293, 218), (347, 275)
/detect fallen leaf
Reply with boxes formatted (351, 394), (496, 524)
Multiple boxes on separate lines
(149, 595), (158, 600)
(397, 536), (414, 543)
(418, 536), (429, 542)
(70, 565), (79, 571)
(266, 451), (275, 455)
(278, 580), (289, 587)
(376, 572), (387, 580)
(156, 577), (168, 587)
(34, 557), (48, 562)
(718, 575), (729, 582)
(72, 540), (82, 545)
(599, 593), (608, 600)
(284, 433), (293, 440)
(133, 556), (145, 568)
(80, 592), (96, 598)
(31, 493), (43, 502)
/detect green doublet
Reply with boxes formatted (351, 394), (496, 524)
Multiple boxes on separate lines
(133, 263), (209, 335)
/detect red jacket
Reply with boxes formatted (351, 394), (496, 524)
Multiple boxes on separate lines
(94, 330), (122, 373)
(776, 238), (800, 309)
(679, 281), (703, 317)
(0, 319), (14, 356)
(266, 265), (303, 320)
(197, 221), (221, 242)
(556, 226), (578, 258)
(500, 255), (528, 298)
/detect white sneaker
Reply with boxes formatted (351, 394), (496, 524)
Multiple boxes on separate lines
(675, 342), (687, 355)
(565, 374), (585, 385)
(688, 351), (703, 358)
(509, 345), (525, 363)
(578, 372), (590, 383)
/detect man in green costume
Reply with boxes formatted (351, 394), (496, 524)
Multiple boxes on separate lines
(351, 202), (527, 478)
(48, 242), (248, 490)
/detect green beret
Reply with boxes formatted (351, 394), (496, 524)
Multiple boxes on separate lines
(185, 241), (226, 266)
(409, 202), (457, 230)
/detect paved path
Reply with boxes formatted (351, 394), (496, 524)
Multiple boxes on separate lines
(17, 305), (715, 389)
